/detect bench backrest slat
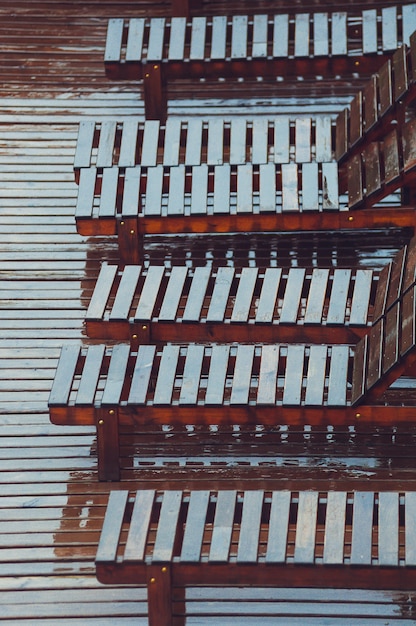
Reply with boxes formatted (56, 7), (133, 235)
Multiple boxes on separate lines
(170, 167), (190, 212)
(211, 15), (227, 60)
(96, 121), (117, 168)
(350, 492), (374, 565)
(255, 268), (282, 324)
(231, 15), (248, 59)
(75, 344), (106, 405)
(74, 120), (95, 169)
(153, 344), (181, 405)
(266, 491), (291, 563)
(294, 14), (310, 58)
(141, 120), (160, 167)
(378, 492), (399, 566)
(282, 345), (304, 405)
(104, 18), (123, 62)
(405, 492), (416, 566)
(323, 491), (347, 565)
(96, 490), (129, 563)
(237, 491), (264, 563)
(182, 266), (211, 322)
(128, 344), (157, 405)
(327, 345), (349, 406)
(279, 268), (305, 324)
(168, 17), (186, 61)
(147, 18), (165, 61)
(294, 491), (319, 564)
(313, 13), (329, 57)
(231, 267), (258, 323)
(153, 491), (182, 562)
(303, 344), (327, 406)
(111, 265), (142, 321)
(252, 15), (268, 58)
(134, 265), (166, 321)
(163, 118), (182, 166)
(124, 490), (155, 561)
(99, 167), (119, 218)
(86, 262), (118, 320)
(179, 344), (205, 405)
(180, 491), (210, 562)
(204, 345), (230, 405)
(207, 266), (234, 322)
(185, 118), (203, 166)
(304, 268), (329, 324)
(362, 9), (378, 55)
(209, 491), (237, 563)
(229, 345), (253, 405)
(101, 344), (130, 405)
(111, 120), (139, 167)
(325, 268), (351, 325)
(348, 269), (374, 327)
(259, 162), (277, 212)
(49, 344), (80, 405)
(121, 166), (141, 217)
(257, 345), (279, 405)
(191, 164), (209, 214)
(382, 6), (398, 51)
(158, 266), (188, 322)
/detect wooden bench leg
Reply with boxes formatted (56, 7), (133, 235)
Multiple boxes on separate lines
(143, 63), (167, 122)
(96, 408), (120, 481)
(117, 217), (142, 265)
(147, 564), (173, 626)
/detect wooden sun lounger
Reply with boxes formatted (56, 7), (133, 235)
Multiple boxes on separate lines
(49, 264), (416, 480)
(73, 116), (335, 181)
(96, 489), (416, 626)
(336, 31), (416, 162)
(85, 234), (415, 344)
(74, 158), (416, 263)
(104, 7), (416, 119)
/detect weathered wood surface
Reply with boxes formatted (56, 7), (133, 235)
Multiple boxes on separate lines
(2, 0), (416, 623)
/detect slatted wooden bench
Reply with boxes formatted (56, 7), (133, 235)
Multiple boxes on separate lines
(96, 489), (416, 626)
(49, 267), (416, 480)
(336, 31), (416, 163)
(74, 159), (416, 263)
(104, 6), (416, 120)
(73, 116), (335, 182)
(85, 233), (415, 344)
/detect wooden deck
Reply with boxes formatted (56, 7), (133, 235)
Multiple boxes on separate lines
(3, 1), (416, 623)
